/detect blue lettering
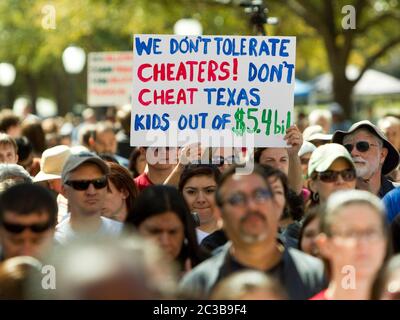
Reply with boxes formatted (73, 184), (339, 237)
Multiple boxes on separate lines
(249, 88), (260, 106)
(178, 115), (187, 130)
(199, 113), (208, 128)
(270, 64), (283, 82)
(240, 38), (247, 55)
(237, 88), (249, 106)
(268, 38), (279, 56)
(248, 63), (257, 81)
(204, 88), (217, 104)
(259, 40), (270, 56)
(202, 37), (211, 54)
(226, 88), (236, 106)
(216, 88), (226, 106)
(160, 113), (170, 131)
(249, 38), (258, 56)
(214, 37), (223, 55)
(212, 115), (223, 129)
(284, 61), (295, 83)
(221, 114), (231, 129)
(170, 39), (179, 54)
(135, 37), (155, 56)
(134, 114), (145, 130)
(280, 39), (290, 57)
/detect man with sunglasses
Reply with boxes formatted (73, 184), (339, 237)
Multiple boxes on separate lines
(55, 151), (123, 245)
(0, 183), (57, 260)
(332, 120), (400, 198)
(179, 164), (326, 299)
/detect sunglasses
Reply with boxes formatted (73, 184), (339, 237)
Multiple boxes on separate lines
(344, 141), (378, 153)
(2, 221), (53, 234)
(317, 169), (356, 183)
(65, 177), (108, 191)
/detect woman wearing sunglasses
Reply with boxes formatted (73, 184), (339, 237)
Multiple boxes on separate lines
(308, 143), (357, 206)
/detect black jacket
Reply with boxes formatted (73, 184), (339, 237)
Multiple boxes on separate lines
(179, 243), (327, 300)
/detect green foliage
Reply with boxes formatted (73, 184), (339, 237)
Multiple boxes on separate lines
(0, 0), (399, 113)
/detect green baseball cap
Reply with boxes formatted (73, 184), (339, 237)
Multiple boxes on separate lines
(308, 143), (355, 177)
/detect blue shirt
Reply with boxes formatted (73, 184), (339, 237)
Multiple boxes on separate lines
(383, 187), (400, 223)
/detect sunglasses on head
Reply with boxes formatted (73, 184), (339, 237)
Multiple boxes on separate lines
(2, 221), (53, 234)
(344, 141), (377, 153)
(65, 177), (108, 191)
(317, 168), (356, 183)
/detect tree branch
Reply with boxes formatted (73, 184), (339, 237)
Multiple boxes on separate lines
(323, 0), (336, 38)
(352, 35), (400, 84)
(283, 0), (322, 30)
(357, 11), (400, 34)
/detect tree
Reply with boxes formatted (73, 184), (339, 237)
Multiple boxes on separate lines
(269, 0), (400, 118)
(0, 0), (249, 114)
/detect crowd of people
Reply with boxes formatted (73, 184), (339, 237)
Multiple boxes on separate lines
(0, 102), (400, 300)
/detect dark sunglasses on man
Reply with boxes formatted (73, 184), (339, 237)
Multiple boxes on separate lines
(2, 221), (53, 234)
(65, 176), (108, 191)
(344, 141), (378, 153)
(316, 169), (356, 183)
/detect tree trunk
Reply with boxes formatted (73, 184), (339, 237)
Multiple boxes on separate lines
(332, 74), (355, 120)
(25, 73), (37, 114)
(53, 70), (69, 116)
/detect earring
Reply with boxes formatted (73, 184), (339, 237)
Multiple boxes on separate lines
(312, 192), (319, 202)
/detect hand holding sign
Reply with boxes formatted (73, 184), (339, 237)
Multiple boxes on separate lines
(284, 125), (303, 156)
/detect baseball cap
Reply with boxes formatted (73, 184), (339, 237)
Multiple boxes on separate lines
(61, 151), (109, 183)
(298, 141), (317, 157)
(303, 125), (332, 142)
(308, 143), (355, 177)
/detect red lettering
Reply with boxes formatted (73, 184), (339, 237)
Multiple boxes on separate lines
(176, 89), (186, 104)
(153, 63), (164, 81)
(165, 89), (174, 105)
(176, 62), (187, 81)
(187, 88), (198, 104)
(166, 63), (175, 81)
(219, 61), (230, 81)
(138, 89), (151, 106)
(153, 89), (164, 104)
(186, 61), (198, 81)
(197, 61), (207, 83)
(207, 60), (218, 81)
(137, 64), (152, 82)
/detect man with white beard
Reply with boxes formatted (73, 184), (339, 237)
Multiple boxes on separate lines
(332, 120), (400, 198)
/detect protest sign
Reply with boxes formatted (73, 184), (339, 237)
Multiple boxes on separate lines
(88, 51), (133, 107)
(131, 35), (296, 147)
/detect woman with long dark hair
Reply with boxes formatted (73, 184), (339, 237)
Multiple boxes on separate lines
(125, 185), (209, 275)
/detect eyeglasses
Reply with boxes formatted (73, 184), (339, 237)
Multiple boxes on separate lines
(2, 221), (53, 234)
(317, 169), (356, 183)
(330, 229), (384, 243)
(65, 177), (108, 191)
(344, 141), (378, 153)
(222, 188), (272, 207)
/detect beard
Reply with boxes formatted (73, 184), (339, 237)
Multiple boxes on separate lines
(352, 156), (376, 179)
(239, 211), (268, 244)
